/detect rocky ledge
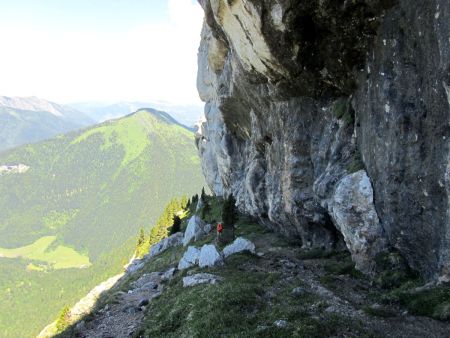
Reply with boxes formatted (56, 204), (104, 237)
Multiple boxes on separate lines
(195, 0), (450, 280)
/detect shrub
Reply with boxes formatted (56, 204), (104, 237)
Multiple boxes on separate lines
(347, 151), (365, 173)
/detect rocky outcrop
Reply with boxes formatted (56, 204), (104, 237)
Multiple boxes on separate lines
(178, 246), (201, 270)
(199, 244), (224, 268)
(149, 232), (184, 257)
(223, 237), (256, 258)
(182, 273), (223, 287)
(196, 0), (450, 280)
(183, 215), (207, 246)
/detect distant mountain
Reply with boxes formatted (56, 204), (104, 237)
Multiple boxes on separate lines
(0, 96), (94, 152)
(0, 109), (205, 337)
(70, 100), (203, 127)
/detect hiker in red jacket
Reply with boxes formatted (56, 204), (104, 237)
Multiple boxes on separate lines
(217, 222), (223, 234)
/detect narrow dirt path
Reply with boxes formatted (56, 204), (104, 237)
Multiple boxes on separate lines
(75, 270), (173, 338)
(251, 232), (450, 338)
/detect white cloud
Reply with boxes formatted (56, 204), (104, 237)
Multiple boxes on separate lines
(0, 0), (204, 105)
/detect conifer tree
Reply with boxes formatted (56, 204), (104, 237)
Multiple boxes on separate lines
(220, 194), (237, 244)
(192, 194), (199, 205)
(201, 187), (206, 203)
(222, 194), (237, 227)
(56, 306), (71, 332)
(201, 199), (211, 221)
(137, 228), (145, 247)
(169, 215), (182, 235)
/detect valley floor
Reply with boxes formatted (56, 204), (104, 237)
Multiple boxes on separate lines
(53, 205), (450, 338)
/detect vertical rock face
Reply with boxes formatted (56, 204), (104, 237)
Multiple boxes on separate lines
(196, 0), (450, 280)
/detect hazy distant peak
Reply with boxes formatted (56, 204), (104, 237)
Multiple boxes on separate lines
(0, 96), (64, 117)
(0, 95), (93, 125)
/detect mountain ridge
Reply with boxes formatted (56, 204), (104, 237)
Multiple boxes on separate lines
(0, 95), (94, 152)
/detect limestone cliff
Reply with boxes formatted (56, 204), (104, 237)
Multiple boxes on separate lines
(195, 0), (450, 280)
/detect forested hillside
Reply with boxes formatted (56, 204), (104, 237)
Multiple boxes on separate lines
(0, 109), (205, 337)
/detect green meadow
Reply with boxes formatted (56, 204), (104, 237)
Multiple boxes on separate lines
(0, 236), (90, 270)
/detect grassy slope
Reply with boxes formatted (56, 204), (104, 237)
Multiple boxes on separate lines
(59, 196), (450, 338)
(0, 110), (205, 337)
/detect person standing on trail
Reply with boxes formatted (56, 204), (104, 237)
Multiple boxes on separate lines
(217, 222), (223, 239)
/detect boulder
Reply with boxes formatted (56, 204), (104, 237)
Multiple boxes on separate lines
(292, 287), (306, 296)
(182, 273), (223, 287)
(183, 215), (206, 246)
(199, 244), (223, 268)
(274, 320), (288, 328)
(330, 170), (386, 274)
(125, 260), (144, 274)
(149, 232), (184, 257)
(138, 298), (149, 307)
(161, 267), (176, 281)
(223, 237), (256, 258)
(204, 223), (213, 234)
(139, 281), (158, 291)
(131, 272), (161, 290)
(178, 246), (201, 270)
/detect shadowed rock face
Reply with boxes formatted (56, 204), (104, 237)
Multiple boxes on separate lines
(196, 0), (450, 280)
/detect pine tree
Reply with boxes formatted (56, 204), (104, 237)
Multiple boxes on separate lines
(201, 187), (206, 203)
(56, 306), (71, 332)
(219, 194), (237, 245)
(222, 194), (237, 228)
(192, 194), (199, 205)
(137, 228), (145, 247)
(169, 215), (182, 235)
(201, 199), (211, 221)
(135, 228), (145, 253)
(181, 195), (188, 208)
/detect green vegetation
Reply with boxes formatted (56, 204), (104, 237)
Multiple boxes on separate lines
(0, 109), (205, 337)
(332, 97), (354, 124)
(137, 253), (371, 337)
(219, 194), (237, 245)
(43, 210), (79, 230)
(67, 199), (373, 338)
(135, 228), (147, 258)
(347, 151), (365, 173)
(374, 251), (419, 289)
(169, 215), (182, 235)
(397, 286), (450, 320)
(55, 306), (71, 333)
(362, 304), (396, 318)
(0, 238), (135, 338)
(135, 197), (189, 257)
(61, 197), (450, 337)
(0, 236), (90, 269)
(71, 113), (150, 171)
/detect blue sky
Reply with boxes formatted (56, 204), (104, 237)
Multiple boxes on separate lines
(0, 0), (204, 105)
